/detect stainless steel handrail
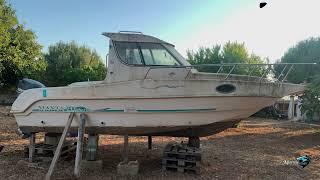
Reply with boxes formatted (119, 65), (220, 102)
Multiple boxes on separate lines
(143, 63), (317, 82)
(118, 31), (143, 34)
(145, 63), (316, 68)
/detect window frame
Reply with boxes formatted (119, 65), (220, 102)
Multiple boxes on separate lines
(113, 41), (183, 67)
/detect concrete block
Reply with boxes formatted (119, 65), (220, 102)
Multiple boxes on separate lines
(117, 160), (139, 176)
(81, 160), (103, 170)
(16, 160), (44, 170)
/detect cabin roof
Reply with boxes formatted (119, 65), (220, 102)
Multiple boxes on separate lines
(102, 32), (174, 46)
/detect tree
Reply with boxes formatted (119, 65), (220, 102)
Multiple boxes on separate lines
(0, 0), (46, 88)
(275, 37), (320, 84)
(186, 41), (266, 75)
(300, 75), (320, 121)
(187, 45), (222, 72)
(44, 41), (106, 86)
(276, 37), (320, 122)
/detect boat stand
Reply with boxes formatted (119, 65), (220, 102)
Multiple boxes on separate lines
(86, 133), (99, 161)
(45, 112), (88, 180)
(122, 134), (129, 163)
(148, 136), (152, 150)
(74, 113), (86, 178)
(45, 112), (75, 180)
(29, 133), (36, 162)
(117, 134), (140, 176)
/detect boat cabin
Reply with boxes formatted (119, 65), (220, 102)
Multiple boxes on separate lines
(103, 31), (194, 82)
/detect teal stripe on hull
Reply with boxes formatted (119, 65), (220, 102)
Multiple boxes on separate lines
(32, 107), (216, 113)
(96, 109), (124, 112)
(136, 108), (216, 113)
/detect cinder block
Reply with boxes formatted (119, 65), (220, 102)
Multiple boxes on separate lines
(117, 160), (139, 176)
(81, 160), (103, 170)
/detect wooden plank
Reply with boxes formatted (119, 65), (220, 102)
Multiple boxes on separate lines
(45, 112), (75, 180)
(29, 133), (36, 162)
(74, 113), (86, 178)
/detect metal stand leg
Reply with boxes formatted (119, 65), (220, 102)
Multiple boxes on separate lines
(86, 134), (99, 161)
(122, 134), (129, 163)
(74, 113), (86, 178)
(148, 136), (152, 150)
(29, 133), (36, 162)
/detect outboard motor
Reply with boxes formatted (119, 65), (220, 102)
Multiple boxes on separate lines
(17, 78), (45, 94)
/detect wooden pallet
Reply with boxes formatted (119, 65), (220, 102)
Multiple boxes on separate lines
(163, 143), (201, 161)
(24, 139), (77, 158)
(162, 143), (201, 174)
(162, 164), (200, 174)
(162, 157), (200, 167)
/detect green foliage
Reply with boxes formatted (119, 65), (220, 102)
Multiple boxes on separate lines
(0, 0), (46, 87)
(187, 45), (222, 72)
(186, 41), (266, 75)
(300, 75), (320, 121)
(275, 37), (320, 84)
(44, 41), (106, 86)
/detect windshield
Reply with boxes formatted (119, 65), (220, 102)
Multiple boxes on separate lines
(114, 41), (182, 66)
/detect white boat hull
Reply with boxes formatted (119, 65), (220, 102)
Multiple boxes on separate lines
(15, 96), (277, 137)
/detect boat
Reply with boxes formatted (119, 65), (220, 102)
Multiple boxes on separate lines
(10, 31), (312, 138)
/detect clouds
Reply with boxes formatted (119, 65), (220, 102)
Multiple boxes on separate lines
(173, 0), (320, 62)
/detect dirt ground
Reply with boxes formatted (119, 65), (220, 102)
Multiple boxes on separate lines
(0, 105), (320, 180)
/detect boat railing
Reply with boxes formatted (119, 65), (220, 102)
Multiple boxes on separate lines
(118, 31), (143, 34)
(144, 63), (317, 83)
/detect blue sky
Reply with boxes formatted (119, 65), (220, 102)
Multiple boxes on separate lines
(8, 0), (320, 63)
(7, 0), (248, 63)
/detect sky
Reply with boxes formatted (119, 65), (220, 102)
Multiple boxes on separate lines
(7, 0), (320, 63)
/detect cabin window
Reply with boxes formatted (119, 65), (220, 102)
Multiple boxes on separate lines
(114, 41), (181, 66)
(141, 49), (155, 65)
(216, 84), (236, 94)
(139, 43), (181, 66)
(114, 42), (143, 65)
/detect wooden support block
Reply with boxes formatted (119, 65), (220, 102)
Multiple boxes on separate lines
(29, 133), (36, 162)
(45, 112), (75, 180)
(74, 113), (86, 178)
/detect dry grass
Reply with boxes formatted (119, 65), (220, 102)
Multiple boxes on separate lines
(1, 106), (320, 179)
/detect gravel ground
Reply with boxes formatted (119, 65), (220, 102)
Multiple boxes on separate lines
(0, 106), (320, 180)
